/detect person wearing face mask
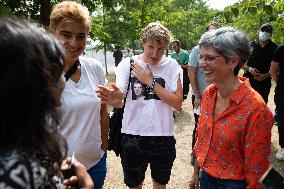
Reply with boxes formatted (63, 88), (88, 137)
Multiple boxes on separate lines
(243, 23), (278, 104)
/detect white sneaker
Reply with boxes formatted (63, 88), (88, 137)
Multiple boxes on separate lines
(276, 148), (284, 160)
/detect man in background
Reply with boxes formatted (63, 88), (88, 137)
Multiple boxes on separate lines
(113, 45), (123, 67)
(270, 45), (284, 160)
(243, 23), (278, 103)
(124, 48), (134, 58)
(188, 22), (221, 163)
(171, 40), (190, 100)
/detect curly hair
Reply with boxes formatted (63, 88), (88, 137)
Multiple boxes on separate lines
(49, 1), (91, 32)
(0, 18), (67, 175)
(140, 22), (172, 46)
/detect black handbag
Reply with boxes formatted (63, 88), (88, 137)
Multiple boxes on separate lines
(108, 58), (133, 156)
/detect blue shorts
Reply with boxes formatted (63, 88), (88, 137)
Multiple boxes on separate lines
(87, 153), (107, 189)
(120, 134), (176, 188)
(200, 170), (247, 189)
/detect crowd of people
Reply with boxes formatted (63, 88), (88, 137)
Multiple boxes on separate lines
(0, 1), (283, 189)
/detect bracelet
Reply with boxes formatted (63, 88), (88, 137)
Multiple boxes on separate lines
(150, 78), (156, 90)
(248, 67), (254, 74)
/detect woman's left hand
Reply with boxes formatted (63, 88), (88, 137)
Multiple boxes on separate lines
(131, 63), (153, 87)
(61, 157), (94, 189)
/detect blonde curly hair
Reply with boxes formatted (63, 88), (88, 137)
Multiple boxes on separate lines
(49, 1), (91, 32)
(140, 22), (172, 46)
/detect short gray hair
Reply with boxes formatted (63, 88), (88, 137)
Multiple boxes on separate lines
(199, 27), (251, 75)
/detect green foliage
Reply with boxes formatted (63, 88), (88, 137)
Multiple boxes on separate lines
(0, 4), (13, 16)
(263, 4), (273, 14)
(1, 0), (283, 49)
(231, 7), (239, 17)
(221, 0), (283, 44)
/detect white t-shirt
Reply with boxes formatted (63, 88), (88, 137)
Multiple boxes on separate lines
(59, 56), (105, 169)
(116, 55), (182, 136)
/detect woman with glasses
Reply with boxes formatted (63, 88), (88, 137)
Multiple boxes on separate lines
(189, 27), (273, 189)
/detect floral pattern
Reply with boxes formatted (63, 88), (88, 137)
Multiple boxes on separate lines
(193, 77), (273, 189)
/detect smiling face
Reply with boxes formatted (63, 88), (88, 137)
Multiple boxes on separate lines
(199, 45), (235, 84)
(142, 40), (166, 65)
(51, 19), (87, 65)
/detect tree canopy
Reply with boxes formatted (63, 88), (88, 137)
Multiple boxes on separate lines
(1, 0), (283, 50)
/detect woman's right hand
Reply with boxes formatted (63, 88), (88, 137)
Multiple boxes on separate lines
(194, 98), (201, 109)
(189, 172), (199, 189)
(96, 83), (124, 107)
(61, 157), (94, 189)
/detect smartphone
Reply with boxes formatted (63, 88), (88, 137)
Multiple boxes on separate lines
(259, 165), (284, 189)
(62, 151), (75, 179)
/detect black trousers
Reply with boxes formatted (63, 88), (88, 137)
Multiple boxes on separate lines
(249, 79), (271, 104)
(275, 92), (284, 148)
(182, 68), (190, 100)
(191, 95), (199, 150)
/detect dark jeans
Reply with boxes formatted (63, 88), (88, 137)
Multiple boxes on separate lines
(87, 154), (107, 189)
(275, 93), (284, 148)
(200, 170), (247, 189)
(191, 95), (199, 149)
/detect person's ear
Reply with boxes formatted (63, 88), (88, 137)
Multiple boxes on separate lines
(230, 56), (239, 70)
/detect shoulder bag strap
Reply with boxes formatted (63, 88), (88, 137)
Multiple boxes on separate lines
(122, 58), (134, 108)
(64, 59), (80, 81)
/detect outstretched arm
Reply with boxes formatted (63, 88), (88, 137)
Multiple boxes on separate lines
(100, 103), (109, 152)
(96, 83), (124, 108)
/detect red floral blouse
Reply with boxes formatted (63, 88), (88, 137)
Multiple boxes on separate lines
(193, 77), (273, 189)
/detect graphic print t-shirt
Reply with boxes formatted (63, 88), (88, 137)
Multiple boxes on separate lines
(116, 55), (182, 136)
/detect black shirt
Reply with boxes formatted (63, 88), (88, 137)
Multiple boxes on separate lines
(244, 40), (278, 81)
(272, 45), (284, 93)
(113, 50), (123, 62)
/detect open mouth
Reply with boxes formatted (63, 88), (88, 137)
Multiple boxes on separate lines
(203, 70), (213, 74)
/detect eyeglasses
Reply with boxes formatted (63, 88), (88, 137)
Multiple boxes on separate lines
(198, 54), (222, 64)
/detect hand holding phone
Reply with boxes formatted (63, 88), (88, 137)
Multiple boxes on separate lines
(61, 152), (94, 189)
(62, 151), (76, 179)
